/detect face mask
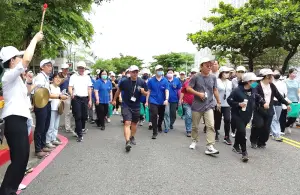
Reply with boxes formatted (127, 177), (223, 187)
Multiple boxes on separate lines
(274, 75), (280, 80)
(142, 75), (148, 80)
(126, 74), (130, 78)
(157, 71), (164, 76)
(290, 73), (297, 79)
(250, 82), (258, 88)
(101, 75), (108, 80)
(167, 73), (173, 78)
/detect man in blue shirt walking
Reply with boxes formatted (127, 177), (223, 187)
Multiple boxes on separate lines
(112, 65), (148, 152)
(146, 65), (169, 139)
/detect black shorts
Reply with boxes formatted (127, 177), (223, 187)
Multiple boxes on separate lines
(122, 107), (140, 123)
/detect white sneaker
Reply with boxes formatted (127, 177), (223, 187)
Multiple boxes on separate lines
(205, 145), (219, 155)
(72, 131), (78, 137)
(280, 132), (285, 135)
(231, 132), (235, 138)
(139, 121), (144, 126)
(189, 141), (197, 149)
(116, 111), (119, 115)
(286, 127), (292, 134)
(52, 140), (62, 146)
(18, 184), (27, 190)
(46, 143), (56, 149)
(107, 118), (111, 123)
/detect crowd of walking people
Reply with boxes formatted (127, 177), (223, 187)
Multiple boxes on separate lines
(1, 31), (300, 195)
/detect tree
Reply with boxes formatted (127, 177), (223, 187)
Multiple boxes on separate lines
(92, 59), (116, 74)
(151, 52), (194, 72)
(0, 0), (96, 59)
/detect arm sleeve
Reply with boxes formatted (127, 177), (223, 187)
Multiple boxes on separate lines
(69, 75), (74, 87)
(227, 90), (239, 108)
(2, 62), (25, 84)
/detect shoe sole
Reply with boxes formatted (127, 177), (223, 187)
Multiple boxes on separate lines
(205, 151), (220, 155)
(223, 141), (232, 145)
(189, 147), (195, 149)
(125, 145), (131, 152)
(242, 158), (249, 162)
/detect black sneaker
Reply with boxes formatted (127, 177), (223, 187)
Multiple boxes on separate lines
(90, 120), (95, 124)
(158, 126), (162, 133)
(232, 146), (242, 154)
(148, 125), (153, 130)
(258, 145), (266, 149)
(186, 132), (191, 137)
(130, 136), (136, 145)
(223, 136), (232, 145)
(100, 126), (105, 131)
(76, 137), (83, 142)
(170, 125), (173, 130)
(152, 134), (157, 139)
(125, 141), (131, 152)
(251, 142), (257, 149)
(241, 152), (249, 162)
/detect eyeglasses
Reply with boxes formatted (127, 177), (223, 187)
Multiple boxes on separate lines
(237, 71), (245, 73)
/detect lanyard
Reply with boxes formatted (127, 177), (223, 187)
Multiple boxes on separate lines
(131, 80), (137, 96)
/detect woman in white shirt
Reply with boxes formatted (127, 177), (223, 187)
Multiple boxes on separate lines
(215, 66), (233, 145)
(0, 32), (43, 195)
(46, 73), (66, 148)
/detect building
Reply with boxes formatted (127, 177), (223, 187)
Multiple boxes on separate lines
(194, 0), (248, 67)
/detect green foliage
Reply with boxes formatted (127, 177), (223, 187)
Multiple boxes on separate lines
(0, 0), (97, 58)
(151, 52), (194, 72)
(92, 54), (143, 74)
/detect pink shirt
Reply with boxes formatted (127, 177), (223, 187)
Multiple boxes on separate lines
(181, 79), (194, 105)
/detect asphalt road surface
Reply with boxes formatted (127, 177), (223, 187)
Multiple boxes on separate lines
(22, 115), (300, 195)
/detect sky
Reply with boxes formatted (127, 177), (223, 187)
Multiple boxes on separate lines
(89, 0), (204, 63)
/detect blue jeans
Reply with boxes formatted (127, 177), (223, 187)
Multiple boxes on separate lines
(163, 102), (177, 130)
(183, 103), (192, 133)
(46, 111), (60, 143)
(271, 106), (282, 138)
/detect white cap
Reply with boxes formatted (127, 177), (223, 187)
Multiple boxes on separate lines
(199, 57), (213, 65)
(259, 68), (274, 76)
(61, 63), (69, 69)
(96, 69), (100, 74)
(118, 74), (122, 77)
(143, 68), (151, 74)
(155, 65), (163, 70)
(111, 72), (116, 76)
(180, 71), (185, 75)
(77, 61), (86, 68)
(219, 66), (232, 73)
(40, 59), (54, 68)
(273, 70), (281, 75)
(58, 69), (62, 73)
(129, 65), (139, 72)
(125, 69), (129, 73)
(242, 72), (263, 82)
(191, 68), (198, 73)
(0, 46), (24, 63)
(85, 70), (91, 75)
(236, 66), (246, 72)
(174, 71), (179, 76)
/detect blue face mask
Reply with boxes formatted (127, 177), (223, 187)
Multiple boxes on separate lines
(250, 82), (258, 88)
(157, 71), (164, 76)
(101, 75), (108, 80)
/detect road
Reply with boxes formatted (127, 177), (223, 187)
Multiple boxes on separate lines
(22, 115), (300, 195)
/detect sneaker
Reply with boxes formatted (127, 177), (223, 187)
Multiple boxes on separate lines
(205, 145), (219, 155)
(116, 111), (119, 115)
(189, 141), (197, 149)
(170, 125), (173, 130)
(223, 136), (232, 145)
(258, 145), (266, 149)
(280, 132), (285, 135)
(164, 129), (169, 133)
(139, 121), (144, 126)
(35, 151), (48, 159)
(100, 126), (105, 130)
(232, 146), (242, 154)
(72, 131), (78, 137)
(152, 134), (157, 139)
(76, 137), (83, 142)
(125, 141), (131, 152)
(215, 134), (219, 142)
(90, 120), (95, 124)
(251, 142), (257, 149)
(272, 136), (283, 142)
(286, 127), (292, 134)
(231, 132), (236, 138)
(186, 132), (191, 137)
(52, 140), (62, 146)
(148, 125), (153, 130)
(42, 147), (52, 152)
(82, 129), (88, 134)
(241, 152), (249, 162)
(107, 118), (111, 123)
(46, 143), (56, 149)
(130, 136), (136, 145)
(158, 126), (162, 133)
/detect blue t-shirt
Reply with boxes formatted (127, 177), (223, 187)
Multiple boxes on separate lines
(60, 76), (70, 93)
(166, 77), (182, 103)
(119, 77), (147, 109)
(94, 79), (112, 104)
(148, 77), (169, 105)
(285, 79), (300, 102)
(90, 76), (96, 101)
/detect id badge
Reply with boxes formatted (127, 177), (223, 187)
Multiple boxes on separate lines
(205, 92), (208, 98)
(130, 96), (136, 102)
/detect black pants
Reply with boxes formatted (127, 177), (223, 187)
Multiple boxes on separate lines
(232, 114), (247, 152)
(0, 115), (29, 195)
(96, 103), (108, 127)
(286, 117), (297, 128)
(150, 104), (165, 135)
(250, 111), (273, 146)
(279, 109), (287, 132)
(72, 96), (88, 137)
(231, 109), (236, 134)
(214, 107), (231, 137)
(34, 102), (51, 153)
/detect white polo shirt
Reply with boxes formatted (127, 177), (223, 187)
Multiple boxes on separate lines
(69, 73), (92, 97)
(33, 71), (50, 92)
(1, 62), (31, 119)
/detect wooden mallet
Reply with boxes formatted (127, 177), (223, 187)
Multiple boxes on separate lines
(40, 3), (48, 31)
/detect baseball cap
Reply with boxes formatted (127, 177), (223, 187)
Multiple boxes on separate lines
(96, 69), (100, 74)
(180, 71), (185, 75)
(199, 57), (213, 65)
(191, 68), (198, 73)
(219, 66), (232, 73)
(58, 69), (62, 73)
(236, 66), (246, 72)
(111, 72), (116, 76)
(61, 63), (69, 69)
(77, 61), (86, 68)
(129, 65), (139, 72)
(259, 68), (274, 76)
(40, 59), (55, 68)
(242, 72), (263, 82)
(0, 46), (24, 63)
(155, 65), (163, 70)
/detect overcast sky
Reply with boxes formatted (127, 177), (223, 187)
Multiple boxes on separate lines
(89, 0), (204, 63)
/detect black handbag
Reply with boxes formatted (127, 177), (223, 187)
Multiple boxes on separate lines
(0, 119), (5, 145)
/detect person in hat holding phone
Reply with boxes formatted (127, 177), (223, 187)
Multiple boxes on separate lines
(0, 31), (43, 195)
